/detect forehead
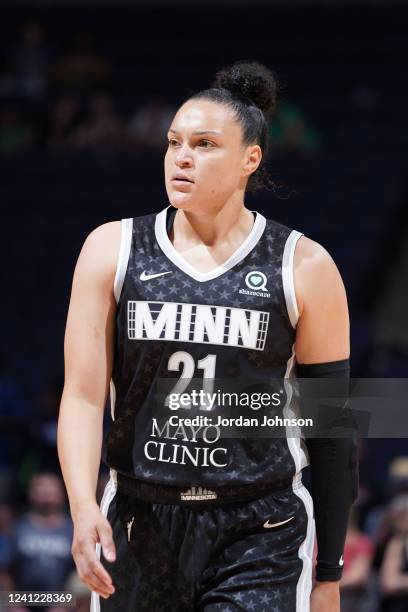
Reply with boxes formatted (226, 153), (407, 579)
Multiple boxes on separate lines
(170, 99), (241, 137)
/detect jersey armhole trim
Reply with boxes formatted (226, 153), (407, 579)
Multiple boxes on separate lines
(113, 218), (133, 303)
(282, 229), (303, 329)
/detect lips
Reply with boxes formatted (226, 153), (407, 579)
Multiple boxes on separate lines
(172, 173), (194, 183)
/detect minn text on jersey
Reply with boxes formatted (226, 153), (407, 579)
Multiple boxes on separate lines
(127, 301), (270, 351)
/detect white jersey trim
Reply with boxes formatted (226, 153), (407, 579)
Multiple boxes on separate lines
(110, 379), (116, 421)
(113, 218), (133, 303)
(283, 343), (310, 473)
(90, 469), (117, 612)
(283, 342), (313, 609)
(282, 229), (303, 329)
(294, 483), (316, 611)
(154, 205), (267, 282)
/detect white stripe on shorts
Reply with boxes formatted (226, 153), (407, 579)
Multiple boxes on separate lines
(293, 481), (316, 611)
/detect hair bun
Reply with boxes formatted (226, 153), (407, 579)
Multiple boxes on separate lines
(213, 60), (278, 118)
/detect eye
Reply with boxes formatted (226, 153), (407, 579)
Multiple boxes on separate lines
(168, 138), (180, 147)
(198, 140), (214, 148)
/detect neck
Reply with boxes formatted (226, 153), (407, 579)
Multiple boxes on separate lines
(171, 195), (254, 248)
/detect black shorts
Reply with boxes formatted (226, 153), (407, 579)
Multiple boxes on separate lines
(90, 471), (315, 612)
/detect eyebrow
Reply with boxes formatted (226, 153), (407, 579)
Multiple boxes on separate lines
(168, 129), (222, 135)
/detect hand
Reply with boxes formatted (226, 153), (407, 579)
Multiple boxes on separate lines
(71, 501), (116, 599)
(310, 580), (340, 612)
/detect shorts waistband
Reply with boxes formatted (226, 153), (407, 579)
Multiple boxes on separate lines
(116, 473), (294, 506)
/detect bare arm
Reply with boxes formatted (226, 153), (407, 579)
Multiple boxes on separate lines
(294, 236), (350, 363)
(57, 220), (121, 598)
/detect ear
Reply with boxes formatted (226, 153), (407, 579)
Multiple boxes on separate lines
(242, 144), (262, 178)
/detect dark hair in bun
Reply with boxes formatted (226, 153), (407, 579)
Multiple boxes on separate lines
(189, 60), (279, 192)
(213, 60), (278, 119)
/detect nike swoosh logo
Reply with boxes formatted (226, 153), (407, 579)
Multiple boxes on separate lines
(140, 271), (172, 281)
(263, 515), (295, 529)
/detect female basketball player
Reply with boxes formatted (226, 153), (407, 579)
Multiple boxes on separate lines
(58, 61), (358, 611)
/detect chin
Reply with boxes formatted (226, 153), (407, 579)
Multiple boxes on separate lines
(168, 194), (197, 210)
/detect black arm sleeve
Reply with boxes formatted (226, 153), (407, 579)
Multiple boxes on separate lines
(297, 358), (359, 582)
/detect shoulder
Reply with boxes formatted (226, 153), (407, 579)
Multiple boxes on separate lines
(75, 220), (123, 290)
(84, 220), (122, 250)
(293, 235), (347, 318)
(293, 235), (335, 271)
(81, 220), (122, 266)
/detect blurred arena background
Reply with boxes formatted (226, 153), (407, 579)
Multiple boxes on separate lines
(0, 0), (407, 610)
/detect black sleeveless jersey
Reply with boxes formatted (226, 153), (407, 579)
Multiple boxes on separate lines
(101, 205), (310, 487)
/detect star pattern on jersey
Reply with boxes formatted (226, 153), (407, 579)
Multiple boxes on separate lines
(104, 212), (300, 486)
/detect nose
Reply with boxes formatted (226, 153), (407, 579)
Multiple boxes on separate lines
(175, 144), (193, 168)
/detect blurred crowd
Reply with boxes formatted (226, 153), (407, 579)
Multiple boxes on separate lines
(0, 365), (110, 611)
(0, 21), (321, 157)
